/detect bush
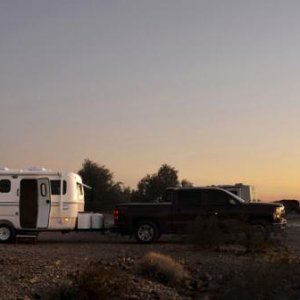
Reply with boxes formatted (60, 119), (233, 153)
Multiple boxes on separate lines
(188, 217), (277, 252)
(135, 251), (189, 286)
(48, 263), (132, 300)
(187, 216), (226, 247)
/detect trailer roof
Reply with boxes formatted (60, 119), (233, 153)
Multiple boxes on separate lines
(0, 167), (68, 176)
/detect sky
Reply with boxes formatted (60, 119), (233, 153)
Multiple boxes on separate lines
(1, 1), (300, 201)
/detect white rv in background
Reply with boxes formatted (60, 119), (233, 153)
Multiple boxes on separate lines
(0, 167), (103, 243)
(216, 183), (257, 203)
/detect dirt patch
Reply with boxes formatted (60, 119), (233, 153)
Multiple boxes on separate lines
(0, 216), (299, 300)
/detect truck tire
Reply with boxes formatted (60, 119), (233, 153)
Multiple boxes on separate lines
(134, 221), (160, 243)
(0, 224), (15, 243)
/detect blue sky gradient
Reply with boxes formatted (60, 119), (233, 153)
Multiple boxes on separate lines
(1, 1), (300, 200)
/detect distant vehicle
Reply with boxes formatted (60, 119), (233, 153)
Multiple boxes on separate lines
(113, 187), (286, 243)
(0, 167), (104, 243)
(212, 183), (257, 202)
(274, 200), (300, 215)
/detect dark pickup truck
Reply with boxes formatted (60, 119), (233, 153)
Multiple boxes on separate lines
(113, 187), (287, 243)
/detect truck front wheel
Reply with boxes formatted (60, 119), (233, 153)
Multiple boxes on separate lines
(249, 223), (270, 241)
(134, 221), (159, 243)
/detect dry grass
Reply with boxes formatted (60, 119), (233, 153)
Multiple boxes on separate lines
(135, 251), (189, 286)
(49, 263), (132, 300)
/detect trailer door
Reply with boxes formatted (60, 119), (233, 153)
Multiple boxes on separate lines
(20, 179), (38, 228)
(37, 178), (51, 229)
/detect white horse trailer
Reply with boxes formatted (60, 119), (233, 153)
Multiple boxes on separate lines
(0, 167), (103, 243)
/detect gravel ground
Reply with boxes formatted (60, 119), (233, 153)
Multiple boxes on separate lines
(0, 216), (299, 300)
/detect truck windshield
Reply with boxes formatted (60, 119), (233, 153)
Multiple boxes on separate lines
(223, 190), (245, 203)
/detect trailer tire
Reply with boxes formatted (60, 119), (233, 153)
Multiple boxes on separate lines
(134, 221), (159, 243)
(0, 223), (15, 243)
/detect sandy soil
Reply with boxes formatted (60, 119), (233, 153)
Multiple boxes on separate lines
(0, 216), (299, 300)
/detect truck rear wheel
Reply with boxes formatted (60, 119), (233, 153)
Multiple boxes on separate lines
(134, 221), (159, 243)
(0, 224), (15, 243)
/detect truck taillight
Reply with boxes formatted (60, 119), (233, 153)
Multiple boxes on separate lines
(113, 208), (119, 223)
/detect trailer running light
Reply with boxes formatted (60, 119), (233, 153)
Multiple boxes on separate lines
(113, 209), (119, 223)
(63, 217), (70, 224)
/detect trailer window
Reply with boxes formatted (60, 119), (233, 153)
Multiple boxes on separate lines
(50, 180), (67, 195)
(0, 180), (11, 193)
(41, 183), (47, 197)
(77, 183), (83, 196)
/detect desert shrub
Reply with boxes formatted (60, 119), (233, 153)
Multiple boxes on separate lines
(188, 217), (280, 252)
(136, 251), (188, 286)
(187, 216), (226, 247)
(74, 265), (132, 300)
(219, 262), (300, 300)
(48, 263), (132, 300)
(232, 221), (288, 254)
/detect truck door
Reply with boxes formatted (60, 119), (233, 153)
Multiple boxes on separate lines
(172, 189), (206, 233)
(205, 189), (242, 223)
(37, 178), (51, 229)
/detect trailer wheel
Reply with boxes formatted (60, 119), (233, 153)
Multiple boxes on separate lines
(0, 224), (15, 243)
(134, 221), (159, 243)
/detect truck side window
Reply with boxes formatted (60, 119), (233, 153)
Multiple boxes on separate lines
(165, 190), (173, 202)
(207, 190), (230, 206)
(0, 180), (11, 193)
(178, 190), (204, 207)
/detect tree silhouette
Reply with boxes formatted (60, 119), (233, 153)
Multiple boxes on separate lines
(78, 159), (130, 211)
(132, 164), (179, 202)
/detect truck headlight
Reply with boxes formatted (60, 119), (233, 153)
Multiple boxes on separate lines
(273, 207), (284, 221)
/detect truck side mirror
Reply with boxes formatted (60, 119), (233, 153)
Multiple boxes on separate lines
(229, 199), (236, 205)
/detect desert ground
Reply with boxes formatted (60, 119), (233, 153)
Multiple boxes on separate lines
(1, 216), (300, 300)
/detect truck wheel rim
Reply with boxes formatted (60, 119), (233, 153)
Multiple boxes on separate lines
(0, 227), (10, 241)
(138, 225), (154, 241)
